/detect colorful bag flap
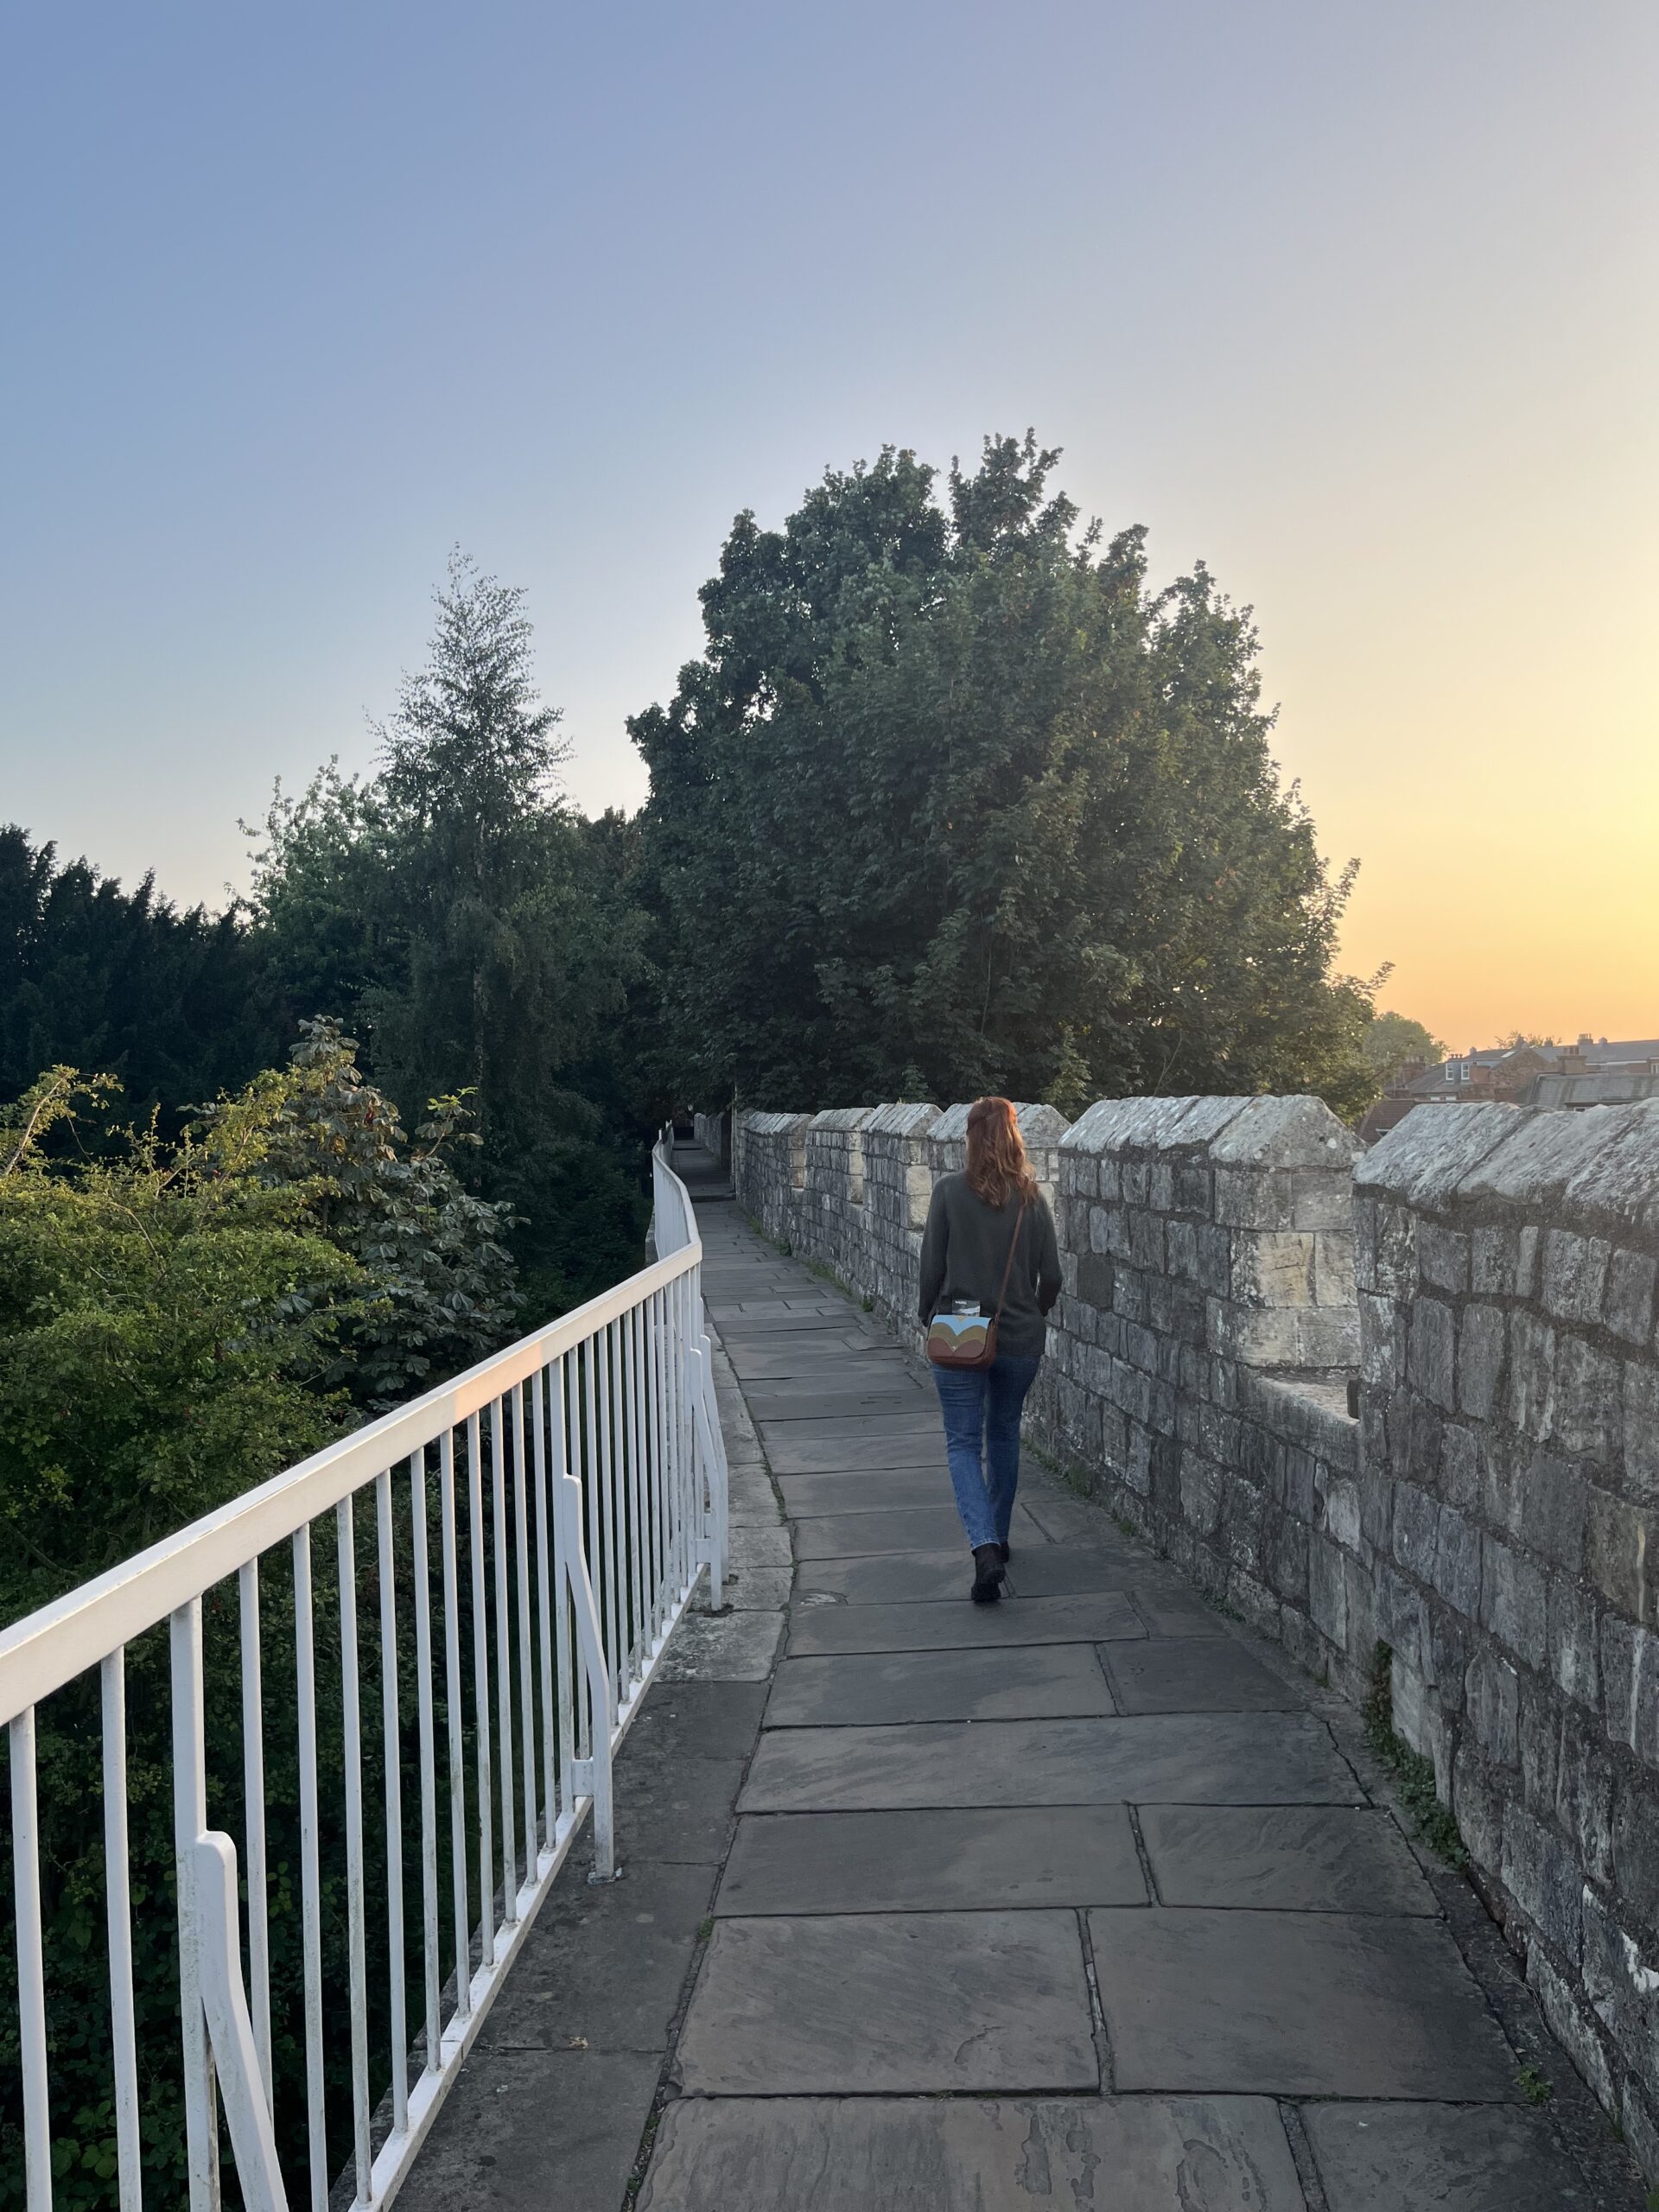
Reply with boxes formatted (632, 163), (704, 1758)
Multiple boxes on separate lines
(927, 1309), (992, 1365)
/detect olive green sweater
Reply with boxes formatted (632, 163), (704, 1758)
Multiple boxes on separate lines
(918, 1172), (1062, 1359)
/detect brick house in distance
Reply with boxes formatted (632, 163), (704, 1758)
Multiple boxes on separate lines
(1358, 1033), (1659, 1144)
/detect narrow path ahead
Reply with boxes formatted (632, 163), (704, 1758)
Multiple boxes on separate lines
(638, 1191), (1602, 2210)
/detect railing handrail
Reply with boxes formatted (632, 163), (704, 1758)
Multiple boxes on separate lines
(0, 1237), (702, 1723)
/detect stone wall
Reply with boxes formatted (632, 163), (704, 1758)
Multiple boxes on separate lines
(692, 1109), (730, 1168)
(1352, 1099), (1659, 2172)
(1038, 1094), (1363, 1672)
(727, 1090), (1659, 2171)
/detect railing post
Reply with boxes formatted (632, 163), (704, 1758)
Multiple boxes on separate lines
(560, 1463), (620, 1883)
(689, 1336), (728, 1611)
(191, 1835), (289, 2211)
(170, 1601), (220, 2212)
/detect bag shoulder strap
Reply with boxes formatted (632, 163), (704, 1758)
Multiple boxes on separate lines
(989, 1199), (1028, 1327)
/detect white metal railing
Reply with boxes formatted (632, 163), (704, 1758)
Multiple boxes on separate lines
(2, 1145), (728, 2211)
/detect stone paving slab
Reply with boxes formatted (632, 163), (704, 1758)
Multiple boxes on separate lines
(623, 1679), (770, 1762)
(729, 1522), (793, 1568)
(791, 1502), (1044, 1558)
(1101, 1635), (1302, 1713)
(793, 1546), (981, 1605)
(613, 1753), (749, 1863)
(395, 2047), (663, 2212)
(1300, 2101), (1599, 2209)
(1090, 1907), (1518, 2098)
(765, 1644), (1118, 1726)
(759, 1406), (940, 1438)
(478, 1855), (713, 2050)
(764, 1432), (947, 1476)
(715, 1311), (867, 1337)
(999, 1542), (1155, 1595)
(747, 1385), (931, 1420)
(716, 1806), (1145, 1914)
(784, 1590), (1146, 1655)
(728, 1566), (794, 1609)
(777, 1470), (952, 1515)
(722, 1338), (894, 1378)
(656, 1608), (784, 1681)
(1139, 1804), (1436, 1913)
(1128, 1584), (1232, 1637)
(673, 1910), (1098, 2094)
(639, 2094), (1306, 2210)
(741, 1713), (1363, 1812)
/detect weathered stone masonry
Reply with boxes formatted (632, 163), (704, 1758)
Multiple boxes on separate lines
(728, 1092), (1659, 2178)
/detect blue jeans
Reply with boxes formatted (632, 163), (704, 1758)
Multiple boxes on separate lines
(932, 1353), (1043, 1549)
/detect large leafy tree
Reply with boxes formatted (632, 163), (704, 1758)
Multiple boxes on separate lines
(251, 555), (652, 1312)
(632, 435), (1376, 1117)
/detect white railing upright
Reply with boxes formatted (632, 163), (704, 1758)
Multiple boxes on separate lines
(1, 1147), (727, 2210)
(653, 1128), (729, 1610)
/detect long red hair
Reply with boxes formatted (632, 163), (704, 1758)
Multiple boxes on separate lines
(964, 1096), (1039, 1209)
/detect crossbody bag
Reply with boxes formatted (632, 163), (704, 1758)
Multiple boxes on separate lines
(925, 1201), (1028, 1370)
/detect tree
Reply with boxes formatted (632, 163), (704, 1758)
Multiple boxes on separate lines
(0, 1036), (518, 2204)
(251, 555), (652, 1313)
(200, 1016), (521, 1408)
(632, 435), (1378, 1117)
(1363, 1008), (1446, 1085)
(0, 827), (283, 1124)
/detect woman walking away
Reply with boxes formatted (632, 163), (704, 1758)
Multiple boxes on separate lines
(919, 1097), (1061, 1603)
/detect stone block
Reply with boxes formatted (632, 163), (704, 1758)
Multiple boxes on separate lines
(1624, 1358), (1659, 1501)
(1507, 1309), (1557, 1440)
(1408, 1297), (1457, 1411)
(1611, 1768), (1659, 1928)
(1541, 1228), (1612, 1326)
(1440, 1421), (1480, 1511)
(1480, 1535), (1548, 1670)
(1292, 1168), (1353, 1231)
(1418, 1222), (1471, 1293)
(1391, 1480), (1438, 1584)
(1128, 1208), (1166, 1272)
(1213, 1165), (1294, 1230)
(1313, 1231), (1356, 1306)
(1517, 1676), (1560, 1815)
(1502, 1801), (1584, 1964)
(1230, 1230), (1317, 1307)
(1554, 1716), (1615, 1889)
(1309, 1534), (1349, 1644)
(1358, 1290), (1402, 1388)
(1074, 1251), (1115, 1313)
(1518, 1450), (1587, 1575)
(1456, 1302), (1505, 1421)
(1600, 1617), (1659, 1768)
(1433, 1502), (1482, 1616)
(1527, 1942), (1616, 2112)
(1315, 1468), (1362, 1550)
(1606, 1248), (1658, 1346)
(1173, 1163), (1213, 1215)
(1547, 1578), (1600, 1708)
(1452, 1740), (1504, 1872)
(1581, 1884), (1659, 2081)
(1551, 1332), (1624, 1460)
(1471, 1224), (1521, 1296)
(1586, 1491), (1659, 1625)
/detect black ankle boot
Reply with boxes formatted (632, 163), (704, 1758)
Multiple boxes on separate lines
(970, 1543), (1006, 1603)
(998, 1541), (1011, 1564)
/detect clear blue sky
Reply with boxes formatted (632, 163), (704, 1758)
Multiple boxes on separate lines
(3, 2), (1655, 1042)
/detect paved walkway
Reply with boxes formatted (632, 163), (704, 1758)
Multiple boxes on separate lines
(635, 1185), (1617, 2211)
